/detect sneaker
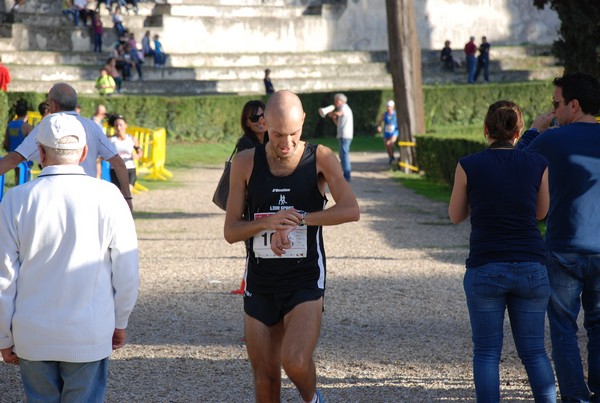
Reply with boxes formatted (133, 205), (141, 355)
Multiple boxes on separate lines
(388, 157), (395, 165)
(316, 389), (324, 403)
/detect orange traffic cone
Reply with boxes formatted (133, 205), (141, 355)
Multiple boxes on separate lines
(230, 278), (245, 295)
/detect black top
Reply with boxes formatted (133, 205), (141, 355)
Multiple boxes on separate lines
(246, 143), (328, 293)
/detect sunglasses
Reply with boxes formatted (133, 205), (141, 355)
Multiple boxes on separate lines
(248, 113), (264, 123)
(552, 99), (566, 110)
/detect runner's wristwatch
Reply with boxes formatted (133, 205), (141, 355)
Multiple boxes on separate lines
(299, 211), (308, 226)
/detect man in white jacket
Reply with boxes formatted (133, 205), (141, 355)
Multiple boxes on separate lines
(0, 113), (139, 402)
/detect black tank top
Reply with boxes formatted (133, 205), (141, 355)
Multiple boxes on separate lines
(246, 143), (328, 293)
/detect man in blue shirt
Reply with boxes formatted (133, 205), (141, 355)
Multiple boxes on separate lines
(474, 36), (490, 83)
(517, 71), (600, 403)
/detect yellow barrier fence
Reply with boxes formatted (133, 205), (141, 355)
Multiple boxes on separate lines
(20, 111), (172, 192)
(104, 123), (173, 193)
(27, 111), (43, 126)
(396, 140), (419, 172)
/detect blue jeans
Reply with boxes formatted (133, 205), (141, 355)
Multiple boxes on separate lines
(466, 54), (476, 83)
(474, 57), (489, 82)
(93, 33), (102, 52)
(338, 138), (352, 182)
(546, 251), (600, 403)
(20, 358), (109, 402)
(464, 262), (556, 402)
(63, 9), (77, 25)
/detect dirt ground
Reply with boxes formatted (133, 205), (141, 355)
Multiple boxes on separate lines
(0, 151), (577, 402)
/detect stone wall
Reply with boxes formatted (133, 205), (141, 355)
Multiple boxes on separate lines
(328, 0), (560, 52)
(1, 0), (560, 54)
(159, 0), (559, 54)
(417, 0), (560, 50)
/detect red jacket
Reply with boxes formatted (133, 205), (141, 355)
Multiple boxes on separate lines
(464, 41), (477, 56)
(0, 64), (11, 92)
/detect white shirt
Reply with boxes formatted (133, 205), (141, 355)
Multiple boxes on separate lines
(111, 135), (136, 169)
(0, 165), (139, 362)
(337, 103), (354, 140)
(15, 111), (117, 177)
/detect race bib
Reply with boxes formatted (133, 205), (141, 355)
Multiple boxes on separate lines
(252, 212), (308, 259)
(384, 124), (395, 134)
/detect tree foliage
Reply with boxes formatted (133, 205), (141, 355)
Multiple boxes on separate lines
(533, 0), (600, 77)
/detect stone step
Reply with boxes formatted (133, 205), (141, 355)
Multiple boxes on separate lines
(6, 74), (393, 96)
(14, 12), (156, 30)
(421, 66), (564, 85)
(0, 50), (389, 67)
(2, 47), (555, 68)
(8, 57), (561, 85)
(6, 62), (390, 82)
(164, 0), (283, 6)
(166, 3), (307, 17)
(0, 23), (165, 52)
(420, 47), (557, 69)
(5, 0), (160, 17)
(422, 57), (559, 77)
(7, 64), (563, 96)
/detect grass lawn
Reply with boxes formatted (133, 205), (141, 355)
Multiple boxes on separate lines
(391, 171), (451, 204)
(158, 136), (454, 204)
(0, 135), (457, 206)
(164, 135), (385, 168)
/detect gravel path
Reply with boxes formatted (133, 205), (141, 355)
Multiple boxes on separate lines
(0, 151), (558, 402)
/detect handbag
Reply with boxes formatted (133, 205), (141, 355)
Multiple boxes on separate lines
(212, 143), (239, 211)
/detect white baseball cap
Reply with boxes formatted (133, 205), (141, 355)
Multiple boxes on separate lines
(37, 114), (86, 150)
(386, 100), (395, 107)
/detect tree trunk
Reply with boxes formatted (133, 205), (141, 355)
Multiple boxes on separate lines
(385, 0), (425, 173)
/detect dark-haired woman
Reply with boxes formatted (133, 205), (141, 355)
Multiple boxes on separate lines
(109, 115), (142, 193)
(449, 100), (556, 402)
(237, 100), (268, 152)
(230, 100), (268, 294)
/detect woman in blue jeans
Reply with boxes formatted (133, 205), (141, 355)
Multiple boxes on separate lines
(449, 100), (556, 402)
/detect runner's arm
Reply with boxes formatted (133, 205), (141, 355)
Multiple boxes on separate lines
(0, 151), (25, 176)
(223, 149), (302, 244)
(107, 154), (133, 210)
(302, 145), (359, 227)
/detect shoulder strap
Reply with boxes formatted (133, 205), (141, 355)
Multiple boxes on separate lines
(227, 140), (240, 162)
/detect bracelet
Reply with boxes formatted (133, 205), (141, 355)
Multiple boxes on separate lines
(124, 197), (133, 200)
(528, 127), (540, 134)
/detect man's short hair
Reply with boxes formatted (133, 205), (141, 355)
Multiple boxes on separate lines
(38, 101), (48, 116)
(15, 101), (28, 117)
(554, 72), (600, 115)
(48, 84), (78, 111)
(334, 93), (347, 103)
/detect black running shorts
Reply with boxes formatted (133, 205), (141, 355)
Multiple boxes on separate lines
(244, 288), (324, 326)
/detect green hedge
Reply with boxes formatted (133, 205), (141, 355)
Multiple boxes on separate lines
(416, 135), (487, 186)
(1, 82), (555, 186)
(1, 91), (389, 142)
(424, 81), (553, 128)
(2, 82), (552, 142)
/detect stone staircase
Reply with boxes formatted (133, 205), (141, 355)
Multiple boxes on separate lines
(0, 0), (563, 96)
